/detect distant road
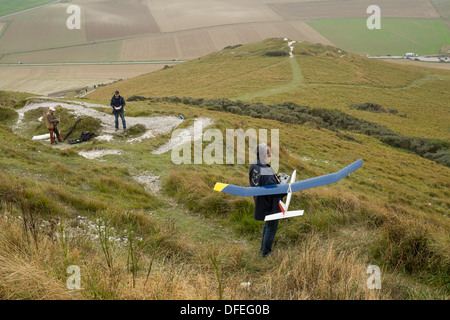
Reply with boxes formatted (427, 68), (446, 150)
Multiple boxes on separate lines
(0, 0), (61, 19)
(0, 60), (185, 67)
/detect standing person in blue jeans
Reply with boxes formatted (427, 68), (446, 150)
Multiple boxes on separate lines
(110, 90), (127, 132)
(249, 143), (287, 258)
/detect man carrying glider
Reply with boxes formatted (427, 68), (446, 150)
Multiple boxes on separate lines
(215, 146), (363, 256)
(46, 106), (62, 144)
(249, 143), (287, 258)
(110, 90), (127, 132)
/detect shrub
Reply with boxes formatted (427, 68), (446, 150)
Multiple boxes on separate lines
(224, 44), (242, 50)
(424, 151), (450, 167)
(128, 124), (147, 136)
(0, 91), (28, 109)
(127, 95), (148, 102)
(264, 51), (289, 57)
(350, 102), (383, 113)
(0, 107), (18, 124)
(350, 103), (400, 115)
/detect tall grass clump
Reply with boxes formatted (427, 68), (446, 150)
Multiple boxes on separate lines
(163, 171), (231, 217)
(0, 91), (29, 109)
(372, 214), (450, 290)
(265, 236), (380, 300)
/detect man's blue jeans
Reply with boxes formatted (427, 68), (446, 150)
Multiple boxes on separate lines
(114, 110), (126, 129)
(261, 220), (279, 257)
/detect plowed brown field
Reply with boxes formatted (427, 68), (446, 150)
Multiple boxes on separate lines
(120, 20), (334, 61)
(83, 0), (160, 42)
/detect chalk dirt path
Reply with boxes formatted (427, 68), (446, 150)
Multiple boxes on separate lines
(236, 38), (303, 101)
(15, 98), (214, 158)
(16, 99), (183, 136)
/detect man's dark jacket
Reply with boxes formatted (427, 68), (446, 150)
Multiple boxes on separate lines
(110, 95), (126, 114)
(249, 161), (286, 221)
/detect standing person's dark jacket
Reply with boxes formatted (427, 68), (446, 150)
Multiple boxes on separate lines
(249, 161), (286, 221)
(110, 95), (126, 114)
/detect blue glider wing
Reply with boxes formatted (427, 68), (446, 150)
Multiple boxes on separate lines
(214, 158), (362, 197)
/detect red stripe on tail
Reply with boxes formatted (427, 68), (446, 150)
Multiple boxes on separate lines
(279, 202), (285, 215)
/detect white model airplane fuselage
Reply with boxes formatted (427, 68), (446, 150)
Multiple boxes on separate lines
(264, 170), (304, 221)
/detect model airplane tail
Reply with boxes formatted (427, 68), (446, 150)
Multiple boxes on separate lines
(267, 170), (304, 221)
(265, 210), (304, 221)
(279, 201), (287, 214)
(278, 169), (296, 214)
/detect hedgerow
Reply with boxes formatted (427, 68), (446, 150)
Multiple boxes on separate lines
(127, 96), (449, 167)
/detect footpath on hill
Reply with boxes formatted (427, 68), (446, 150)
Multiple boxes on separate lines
(236, 40), (304, 101)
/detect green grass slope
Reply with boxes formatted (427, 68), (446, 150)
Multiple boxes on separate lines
(1, 93), (449, 299)
(89, 39), (295, 100)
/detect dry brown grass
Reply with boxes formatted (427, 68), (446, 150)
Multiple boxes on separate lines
(0, 194), (391, 301)
(264, 237), (376, 300)
(0, 217), (81, 300)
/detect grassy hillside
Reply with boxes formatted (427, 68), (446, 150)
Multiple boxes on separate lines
(88, 40), (295, 100)
(89, 39), (450, 141)
(1, 40), (449, 300)
(1, 94), (449, 300)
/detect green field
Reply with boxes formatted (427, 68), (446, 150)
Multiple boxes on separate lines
(307, 18), (450, 56)
(0, 0), (56, 17)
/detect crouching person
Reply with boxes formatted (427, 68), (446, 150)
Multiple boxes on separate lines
(46, 106), (62, 144)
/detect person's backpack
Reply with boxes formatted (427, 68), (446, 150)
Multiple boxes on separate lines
(69, 131), (98, 144)
(81, 131), (97, 142)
